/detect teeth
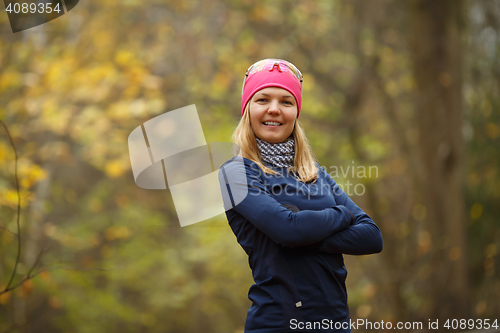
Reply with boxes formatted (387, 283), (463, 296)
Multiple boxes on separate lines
(263, 122), (281, 126)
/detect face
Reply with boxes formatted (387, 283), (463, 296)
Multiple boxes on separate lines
(249, 87), (298, 144)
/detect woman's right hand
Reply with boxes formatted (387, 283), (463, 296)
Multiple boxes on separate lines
(281, 203), (355, 225)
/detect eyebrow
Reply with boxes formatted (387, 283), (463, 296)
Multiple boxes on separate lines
(259, 93), (293, 98)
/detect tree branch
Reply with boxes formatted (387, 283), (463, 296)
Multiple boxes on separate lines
(0, 119), (22, 292)
(1, 120), (113, 298)
(0, 266), (109, 296)
(0, 225), (17, 236)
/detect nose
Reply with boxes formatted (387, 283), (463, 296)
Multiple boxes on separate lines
(267, 100), (281, 115)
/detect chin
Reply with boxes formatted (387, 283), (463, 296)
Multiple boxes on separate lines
(256, 129), (291, 143)
(265, 137), (285, 143)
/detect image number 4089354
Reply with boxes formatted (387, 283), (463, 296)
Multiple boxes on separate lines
(3, 0), (79, 33)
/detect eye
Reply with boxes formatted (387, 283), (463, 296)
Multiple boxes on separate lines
(256, 98), (267, 102)
(283, 100), (293, 105)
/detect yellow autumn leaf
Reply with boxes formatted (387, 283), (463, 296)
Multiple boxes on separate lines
(0, 142), (12, 161)
(104, 226), (131, 241)
(105, 159), (127, 178)
(115, 50), (135, 66)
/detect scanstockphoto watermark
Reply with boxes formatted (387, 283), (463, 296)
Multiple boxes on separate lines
(321, 162), (379, 197)
(289, 318), (424, 331)
(290, 318), (500, 331)
(320, 162), (379, 182)
(248, 161), (379, 197)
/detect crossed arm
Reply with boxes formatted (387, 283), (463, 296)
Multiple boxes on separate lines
(294, 167), (383, 255)
(219, 158), (382, 254)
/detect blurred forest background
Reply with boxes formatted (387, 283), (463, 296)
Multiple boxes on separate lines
(0, 0), (499, 332)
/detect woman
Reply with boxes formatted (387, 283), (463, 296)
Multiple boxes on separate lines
(218, 59), (383, 333)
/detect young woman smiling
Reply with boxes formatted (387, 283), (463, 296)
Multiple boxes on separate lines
(249, 87), (297, 144)
(218, 59), (383, 333)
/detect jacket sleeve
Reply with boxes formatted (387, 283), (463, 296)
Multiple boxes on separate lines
(218, 158), (352, 247)
(313, 167), (383, 255)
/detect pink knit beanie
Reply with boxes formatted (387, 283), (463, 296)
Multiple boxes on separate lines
(241, 63), (302, 118)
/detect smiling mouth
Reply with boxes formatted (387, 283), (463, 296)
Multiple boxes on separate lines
(262, 121), (282, 126)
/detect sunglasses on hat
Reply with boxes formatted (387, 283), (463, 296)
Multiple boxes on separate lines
(241, 58), (303, 95)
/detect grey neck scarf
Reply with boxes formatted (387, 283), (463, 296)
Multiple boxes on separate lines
(256, 136), (295, 168)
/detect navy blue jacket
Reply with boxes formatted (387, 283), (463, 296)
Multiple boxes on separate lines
(218, 156), (383, 333)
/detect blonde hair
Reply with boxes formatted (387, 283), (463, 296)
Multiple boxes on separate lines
(232, 102), (319, 183)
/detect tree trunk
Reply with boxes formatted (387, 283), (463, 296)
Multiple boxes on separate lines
(408, 0), (469, 320)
